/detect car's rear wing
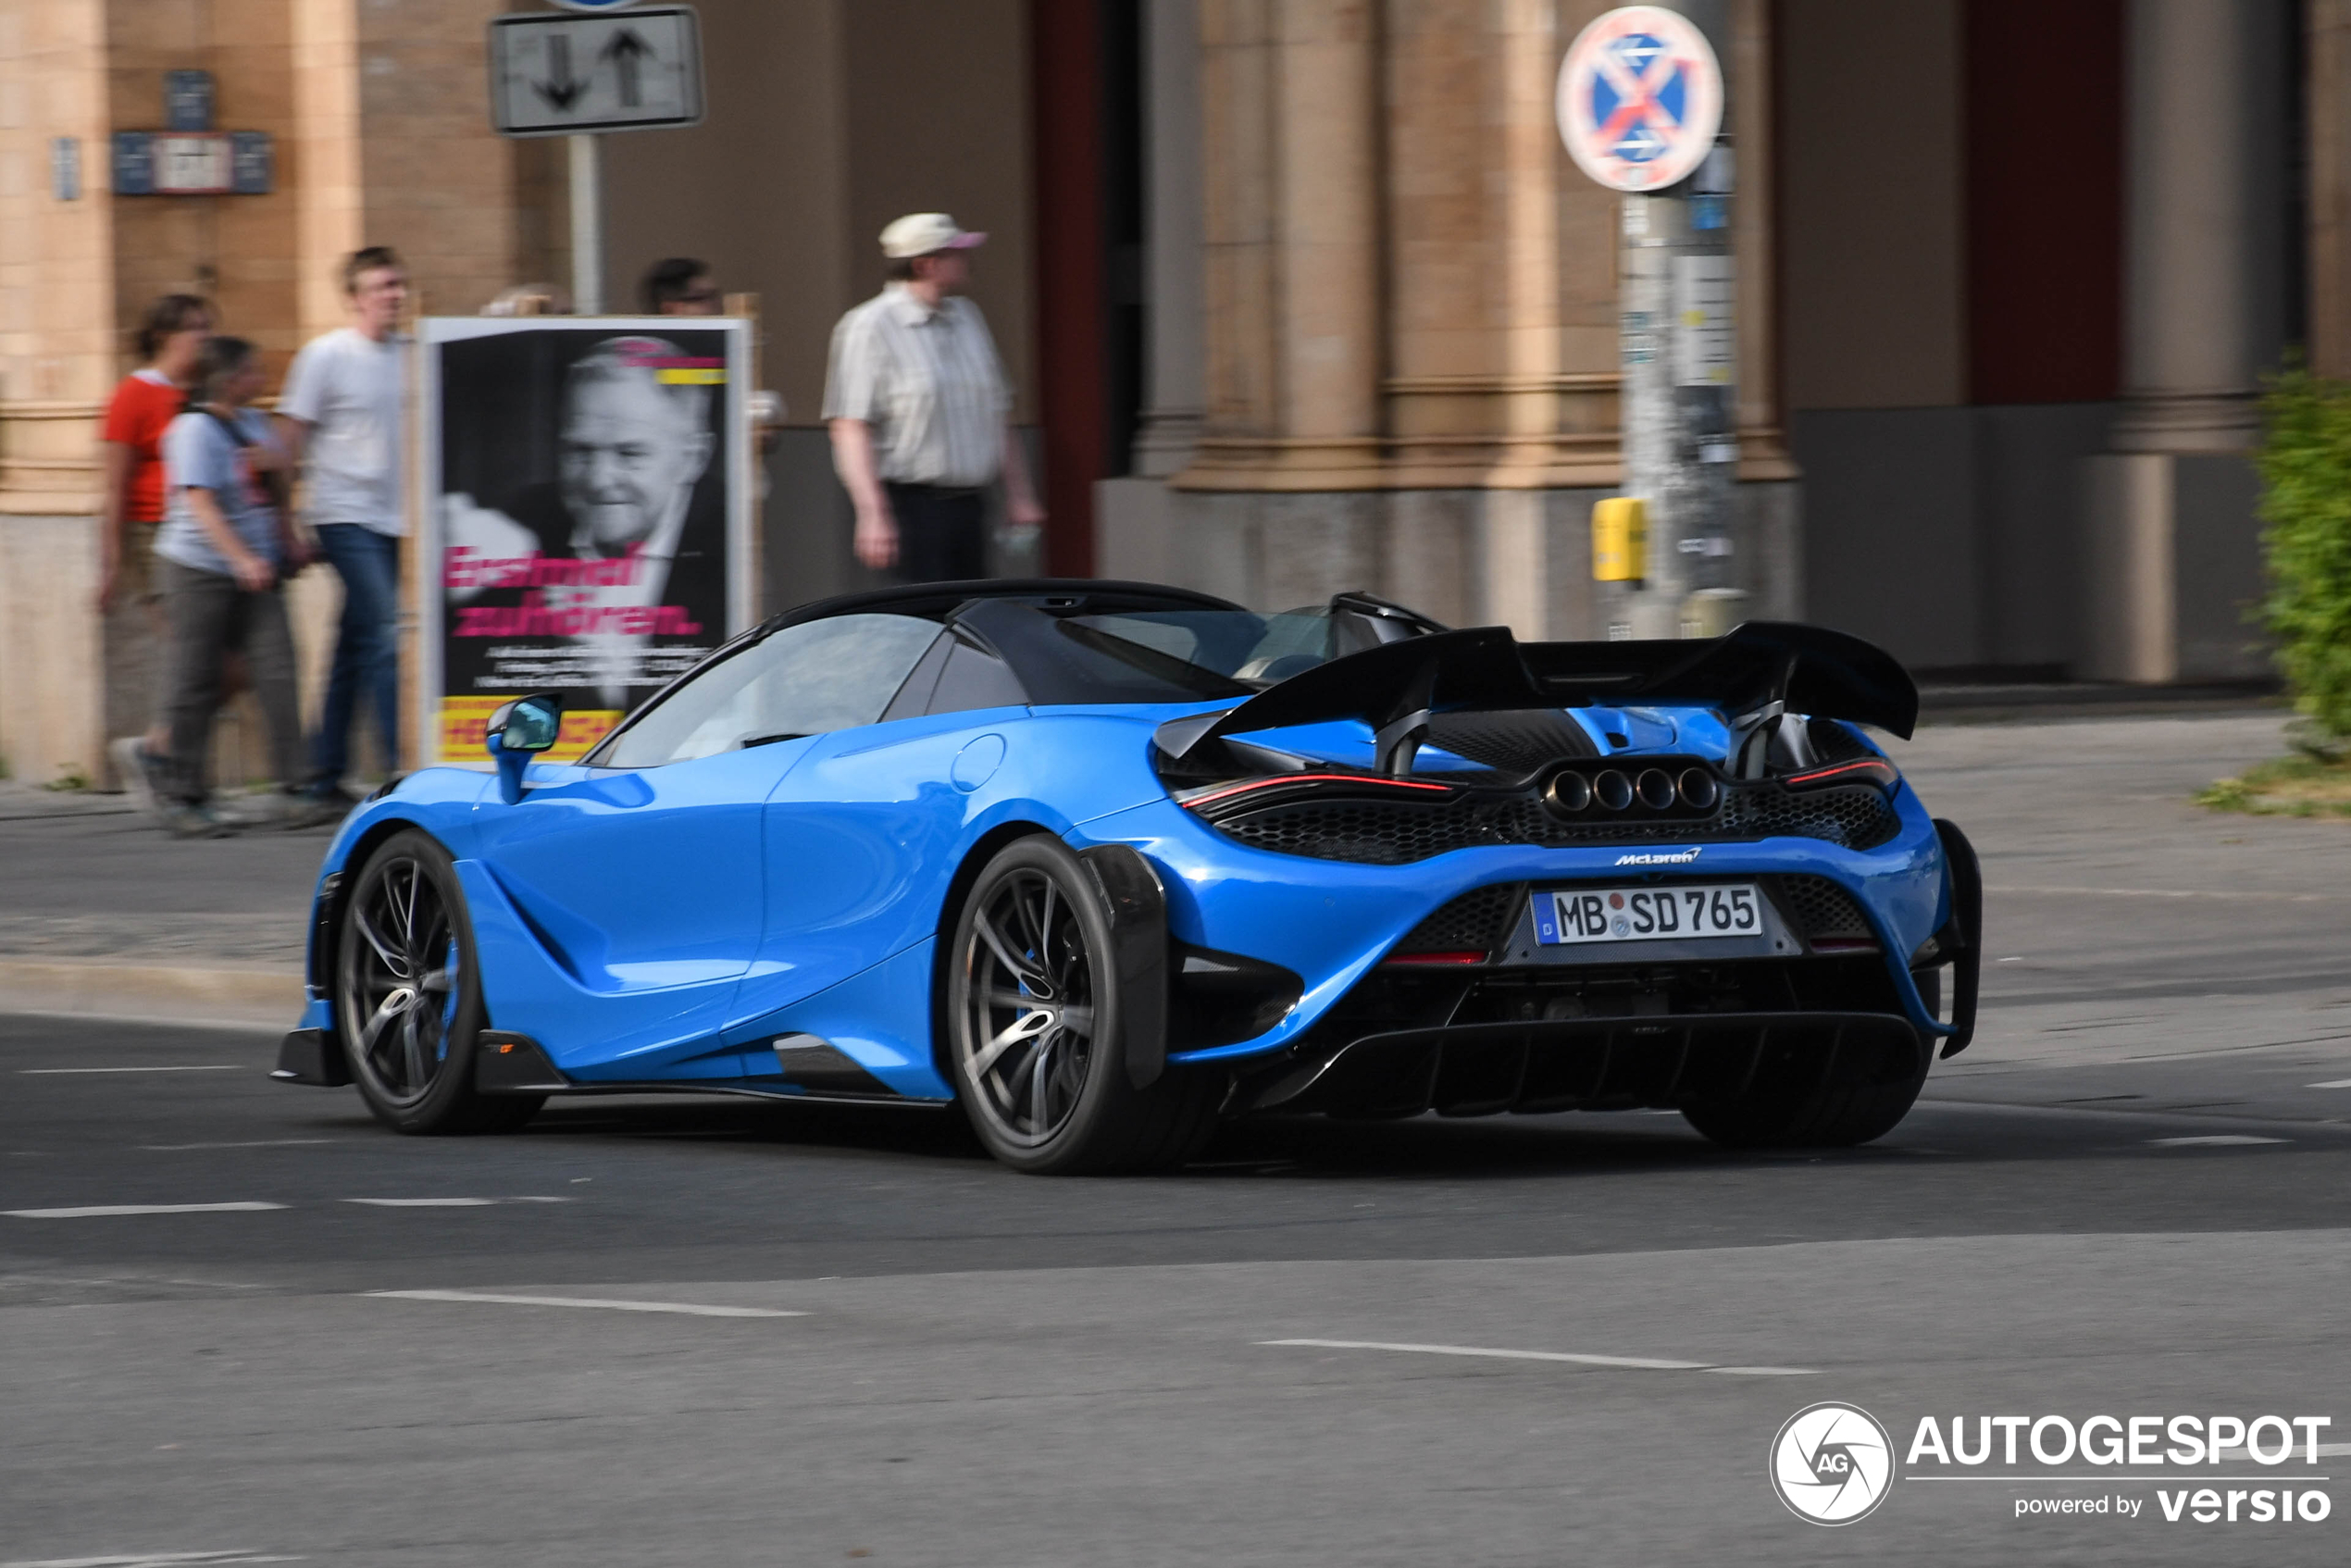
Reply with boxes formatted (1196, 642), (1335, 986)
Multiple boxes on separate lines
(1155, 621), (1917, 774)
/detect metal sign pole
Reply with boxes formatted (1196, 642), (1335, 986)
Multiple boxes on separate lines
(1617, 192), (1680, 640)
(569, 131), (603, 314)
(1559, 5), (1730, 640)
(1677, 149), (1741, 636)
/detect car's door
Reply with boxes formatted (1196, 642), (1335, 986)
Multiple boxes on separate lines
(734, 627), (1033, 1028)
(465, 616), (929, 1070)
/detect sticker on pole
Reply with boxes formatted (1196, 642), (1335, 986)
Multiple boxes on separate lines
(1557, 6), (1723, 193)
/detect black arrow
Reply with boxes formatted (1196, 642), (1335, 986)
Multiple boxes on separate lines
(536, 34), (585, 112)
(601, 29), (654, 108)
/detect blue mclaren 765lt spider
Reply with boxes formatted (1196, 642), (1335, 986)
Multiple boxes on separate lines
(274, 579), (1982, 1173)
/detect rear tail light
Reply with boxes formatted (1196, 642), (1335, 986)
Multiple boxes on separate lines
(1781, 757), (1898, 792)
(1176, 771), (1458, 819)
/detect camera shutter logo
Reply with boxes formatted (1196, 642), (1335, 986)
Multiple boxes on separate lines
(1770, 1402), (1897, 1524)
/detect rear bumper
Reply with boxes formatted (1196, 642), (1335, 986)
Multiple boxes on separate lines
(1243, 1010), (1925, 1119)
(1073, 791), (1952, 1065)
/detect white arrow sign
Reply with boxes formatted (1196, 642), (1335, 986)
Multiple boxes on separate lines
(490, 6), (703, 138)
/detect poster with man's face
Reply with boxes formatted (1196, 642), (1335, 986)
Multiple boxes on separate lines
(419, 318), (752, 764)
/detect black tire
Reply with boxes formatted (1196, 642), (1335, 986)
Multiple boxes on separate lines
(337, 829), (543, 1136)
(945, 836), (1220, 1174)
(1680, 1051), (1930, 1150)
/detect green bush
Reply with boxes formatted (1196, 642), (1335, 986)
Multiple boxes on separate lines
(2258, 370), (2351, 752)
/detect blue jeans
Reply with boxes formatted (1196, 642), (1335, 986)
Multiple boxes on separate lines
(311, 523), (401, 790)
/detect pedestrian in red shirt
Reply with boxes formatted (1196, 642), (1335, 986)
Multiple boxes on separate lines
(100, 293), (213, 815)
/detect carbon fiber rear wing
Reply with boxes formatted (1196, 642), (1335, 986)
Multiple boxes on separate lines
(1155, 621), (1918, 774)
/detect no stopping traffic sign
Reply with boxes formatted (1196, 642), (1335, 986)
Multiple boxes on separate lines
(1557, 6), (1723, 193)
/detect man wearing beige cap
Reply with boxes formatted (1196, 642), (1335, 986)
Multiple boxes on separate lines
(823, 213), (1043, 581)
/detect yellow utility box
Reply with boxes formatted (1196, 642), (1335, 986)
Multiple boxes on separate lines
(1591, 496), (1647, 583)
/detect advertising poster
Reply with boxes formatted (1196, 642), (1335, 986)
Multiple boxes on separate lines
(418, 317), (753, 764)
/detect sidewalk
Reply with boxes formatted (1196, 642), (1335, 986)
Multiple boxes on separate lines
(1915, 678), (2283, 724)
(0, 782), (323, 1028)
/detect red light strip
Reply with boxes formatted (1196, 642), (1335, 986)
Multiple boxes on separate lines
(1179, 773), (1458, 811)
(1382, 951), (1488, 965)
(1781, 758), (1897, 789)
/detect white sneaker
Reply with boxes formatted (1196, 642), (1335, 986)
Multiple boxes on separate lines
(110, 738), (168, 826)
(218, 789), (340, 830)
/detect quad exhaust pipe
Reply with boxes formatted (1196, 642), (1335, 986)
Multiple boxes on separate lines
(1544, 759), (1722, 818)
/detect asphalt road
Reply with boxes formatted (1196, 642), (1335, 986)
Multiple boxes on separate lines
(5, 710), (2348, 1566)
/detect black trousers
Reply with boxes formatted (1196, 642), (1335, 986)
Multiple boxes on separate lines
(884, 482), (987, 584)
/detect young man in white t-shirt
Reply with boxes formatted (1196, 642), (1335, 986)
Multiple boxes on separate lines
(278, 245), (408, 806)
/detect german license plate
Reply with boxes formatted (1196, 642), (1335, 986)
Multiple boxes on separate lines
(1532, 884), (1763, 945)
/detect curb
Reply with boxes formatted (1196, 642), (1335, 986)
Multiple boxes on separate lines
(0, 956), (303, 1029)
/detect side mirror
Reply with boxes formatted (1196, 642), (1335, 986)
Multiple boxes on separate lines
(485, 692), (564, 803)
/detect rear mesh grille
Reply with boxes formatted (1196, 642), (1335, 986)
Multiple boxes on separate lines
(1396, 886), (1523, 953)
(1772, 875), (1874, 940)
(1212, 783), (1898, 865)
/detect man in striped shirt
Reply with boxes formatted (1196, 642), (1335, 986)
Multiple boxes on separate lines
(823, 213), (1044, 582)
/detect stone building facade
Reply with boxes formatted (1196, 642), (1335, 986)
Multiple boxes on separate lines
(1099, 0), (1797, 642)
(0, 0), (2341, 787)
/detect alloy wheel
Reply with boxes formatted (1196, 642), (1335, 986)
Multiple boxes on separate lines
(959, 868), (1099, 1147)
(341, 855), (463, 1106)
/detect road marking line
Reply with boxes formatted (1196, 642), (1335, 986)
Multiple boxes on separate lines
(364, 1289), (803, 1318)
(19, 1065), (243, 1075)
(1985, 885), (2345, 903)
(1706, 1365), (1823, 1375)
(2309, 1079), (2351, 1089)
(141, 1140), (338, 1151)
(1258, 1338), (1814, 1375)
(2147, 1135), (2289, 1147)
(1, 1555), (304, 1567)
(343, 1198), (496, 1207)
(507, 1196), (574, 1202)
(4, 1202), (287, 1219)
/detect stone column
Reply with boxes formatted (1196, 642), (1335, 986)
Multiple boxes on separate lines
(1473, 0), (1563, 640)
(1274, 0), (1381, 465)
(1132, 0), (1207, 479)
(2308, 0), (2351, 378)
(1185, 0), (1381, 481)
(2085, 0), (2284, 682)
(0, 0), (114, 790)
(2111, 1), (2263, 454)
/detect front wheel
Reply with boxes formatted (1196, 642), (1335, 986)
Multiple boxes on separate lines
(337, 829), (541, 1135)
(946, 837), (1217, 1174)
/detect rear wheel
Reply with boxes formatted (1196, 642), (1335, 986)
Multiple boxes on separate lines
(947, 837), (1218, 1173)
(337, 829), (542, 1135)
(1680, 1051), (1929, 1149)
